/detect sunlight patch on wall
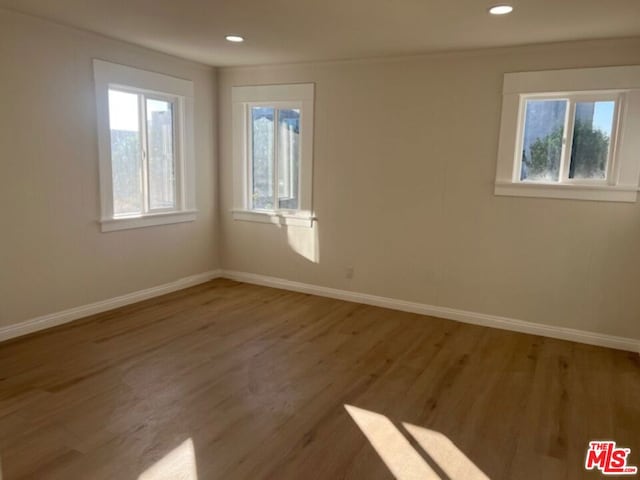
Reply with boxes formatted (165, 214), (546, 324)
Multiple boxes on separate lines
(345, 404), (440, 479)
(286, 224), (319, 263)
(138, 438), (197, 480)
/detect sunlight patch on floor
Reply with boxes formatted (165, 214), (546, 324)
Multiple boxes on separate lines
(403, 422), (490, 480)
(345, 405), (440, 479)
(138, 438), (197, 480)
(345, 405), (490, 480)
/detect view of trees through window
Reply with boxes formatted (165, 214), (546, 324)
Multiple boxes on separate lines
(521, 99), (614, 182)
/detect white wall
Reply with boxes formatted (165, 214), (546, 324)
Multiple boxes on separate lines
(218, 37), (640, 341)
(0, 9), (219, 327)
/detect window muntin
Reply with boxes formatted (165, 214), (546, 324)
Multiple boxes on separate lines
(517, 93), (620, 185)
(248, 103), (302, 212)
(107, 87), (179, 217)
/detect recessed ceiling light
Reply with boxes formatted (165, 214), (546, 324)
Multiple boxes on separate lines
(488, 4), (513, 15)
(225, 35), (245, 43)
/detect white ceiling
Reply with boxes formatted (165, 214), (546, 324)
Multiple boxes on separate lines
(1, 0), (639, 67)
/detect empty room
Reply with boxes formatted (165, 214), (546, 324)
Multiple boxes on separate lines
(1, 1), (639, 479)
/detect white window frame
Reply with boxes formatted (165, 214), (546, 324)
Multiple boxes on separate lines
(515, 92), (622, 186)
(93, 60), (196, 232)
(495, 65), (640, 202)
(231, 83), (315, 227)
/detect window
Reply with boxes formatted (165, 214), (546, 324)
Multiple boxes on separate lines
(232, 84), (314, 227)
(250, 106), (301, 210)
(94, 60), (196, 231)
(518, 94), (619, 183)
(495, 66), (640, 202)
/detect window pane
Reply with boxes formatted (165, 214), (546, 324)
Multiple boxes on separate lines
(146, 98), (176, 209)
(520, 99), (567, 182)
(277, 109), (300, 210)
(251, 107), (275, 210)
(108, 89), (143, 215)
(568, 101), (614, 180)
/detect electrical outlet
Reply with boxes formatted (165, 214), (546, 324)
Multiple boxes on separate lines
(345, 266), (354, 279)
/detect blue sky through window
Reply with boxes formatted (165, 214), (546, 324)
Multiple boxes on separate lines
(592, 101), (614, 134)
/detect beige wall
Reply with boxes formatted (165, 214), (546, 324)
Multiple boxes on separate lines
(218, 37), (640, 340)
(0, 10), (218, 327)
(2, 7), (638, 342)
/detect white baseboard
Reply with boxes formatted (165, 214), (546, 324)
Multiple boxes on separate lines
(0, 270), (223, 343)
(221, 270), (640, 353)
(2, 268), (637, 353)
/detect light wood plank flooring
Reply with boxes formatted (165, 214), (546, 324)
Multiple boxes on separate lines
(0, 279), (638, 479)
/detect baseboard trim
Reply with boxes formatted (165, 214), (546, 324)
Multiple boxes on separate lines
(221, 270), (640, 353)
(0, 270), (223, 343)
(2, 268), (637, 353)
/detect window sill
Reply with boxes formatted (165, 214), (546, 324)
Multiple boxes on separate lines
(231, 209), (315, 227)
(100, 210), (197, 232)
(494, 181), (638, 202)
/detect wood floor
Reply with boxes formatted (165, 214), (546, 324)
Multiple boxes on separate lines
(0, 279), (638, 479)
